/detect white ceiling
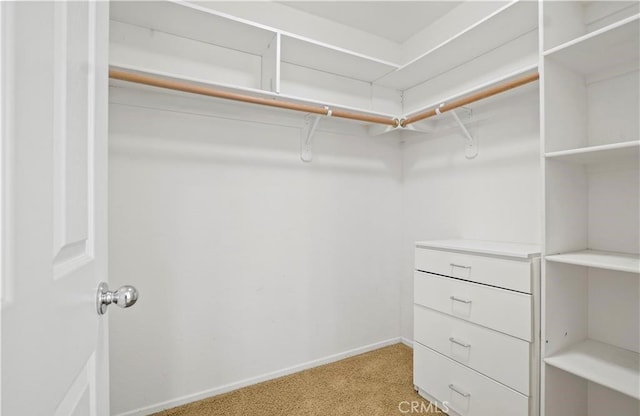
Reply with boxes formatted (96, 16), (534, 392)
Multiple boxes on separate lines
(278, 1), (462, 44)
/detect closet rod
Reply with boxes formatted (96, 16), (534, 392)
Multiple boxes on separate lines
(109, 69), (400, 127)
(401, 72), (539, 127)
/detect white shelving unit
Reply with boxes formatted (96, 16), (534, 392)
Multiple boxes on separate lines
(541, 2), (640, 415)
(109, 0), (404, 116)
(109, 0), (540, 137)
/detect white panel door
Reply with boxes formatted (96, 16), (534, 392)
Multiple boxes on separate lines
(1, 2), (110, 415)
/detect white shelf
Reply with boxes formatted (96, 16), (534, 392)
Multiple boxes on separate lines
(110, 0), (405, 121)
(545, 339), (640, 400)
(545, 141), (640, 166)
(546, 249), (640, 274)
(375, 0), (538, 90)
(544, 15), (640, 76)
(112, 0), (400, 86)
(280, 35), (398, 83)
(110, 1), (277, 56)
(108, 64), (397, 120)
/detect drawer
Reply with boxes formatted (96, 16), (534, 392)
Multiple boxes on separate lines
(415, 248), (532, 293)
(414, 343), (529, 416)
(414, 305), (530, 395)
(414, 271), (532, 341)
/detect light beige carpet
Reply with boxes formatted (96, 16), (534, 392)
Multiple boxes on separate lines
(153, 343), (444, 415)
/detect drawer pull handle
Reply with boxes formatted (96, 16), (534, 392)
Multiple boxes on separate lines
(448, 384), (471, 398)
(449, 337), (471, 348)
(450, 263), (471, 269)
(450, 296), (472, 304)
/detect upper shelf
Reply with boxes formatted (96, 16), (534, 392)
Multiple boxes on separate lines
(375, 0), (538, 90)
(111, 0), (541, 97)
(546, 249), (640, 274)
(545, 141), (640, 166)
(544, 15), (640, 76)
(280, 35), (398, 83)
(110, 1), (276, 56)
(111, 1), (400, 86)
(109, 0), (544, 132)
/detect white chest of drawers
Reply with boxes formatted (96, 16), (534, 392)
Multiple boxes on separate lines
(413, 239), (540, 416)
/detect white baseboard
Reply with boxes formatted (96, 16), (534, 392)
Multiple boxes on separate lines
(115, 337), (404, 416)
(400, 337), (414, 348)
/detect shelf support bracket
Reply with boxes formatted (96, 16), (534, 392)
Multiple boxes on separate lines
(448, 107), (477, 159)
(300, 107), (329, 163)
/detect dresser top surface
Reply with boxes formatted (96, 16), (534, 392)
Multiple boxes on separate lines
(415, 239), (541, 259)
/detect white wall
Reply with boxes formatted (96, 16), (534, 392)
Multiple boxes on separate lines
(107, 2), (543, 411)
(108, 84), (542, 415)
(400, 88), (542, 339)
(108, 88), (404, 415)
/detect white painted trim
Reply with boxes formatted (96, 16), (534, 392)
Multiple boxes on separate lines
(400, 337), (414, 348)
(114, 337), (404, 416)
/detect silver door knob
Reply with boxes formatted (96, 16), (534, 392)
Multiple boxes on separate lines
(97, 282), (138, 315)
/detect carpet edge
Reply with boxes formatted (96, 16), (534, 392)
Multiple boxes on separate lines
(114, 337), (404, 416)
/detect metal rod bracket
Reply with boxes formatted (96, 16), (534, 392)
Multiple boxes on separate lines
(449, 108), (477, 159)
(300, 108), (327, 162)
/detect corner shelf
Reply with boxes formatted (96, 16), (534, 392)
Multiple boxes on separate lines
(545, 249), (640, 274)
(544, 141), (640, 166)
(543, 14), (640, 75)
(375, 0), (538, 90)
(544, 339), (640, 400)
